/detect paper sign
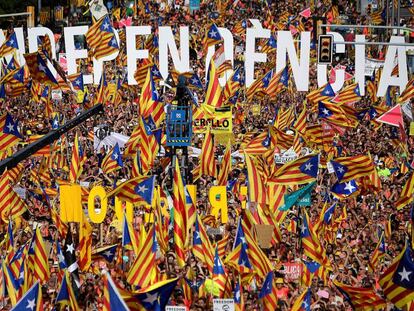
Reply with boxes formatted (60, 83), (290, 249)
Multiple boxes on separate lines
(279, 263), (302, 282)
(255, 224), (273, 249)
(166, 307), (187, 311)
(213, 299), (235, 311)
(51, 90), (62, 100)
(327, 161), (335, 173)
(410, 122), (414, 136)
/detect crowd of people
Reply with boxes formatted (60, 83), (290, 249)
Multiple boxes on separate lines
(1, 0), (414, 310)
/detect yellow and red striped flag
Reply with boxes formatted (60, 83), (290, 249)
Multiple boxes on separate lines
(78, 212), (92, 272)
(306, 83), (335, 103)
(258, 272), (278, 310)
(0, 170), (27, 222)
(173, 158), (188, 267)
(204, 59), (223, 108)
(203, 24), (223, 50)
(395, 172), (414, 210)
(85, 15), (119, 60)
(134, 58), (153, 87)
(32, 227), (50, 283)
(214, 233), (229, 259)
(139, 70), (165, 127)
(0, 32), (18, 58)
(335, 83), (361, 103)
(369, 231), (386, 272)
(123, 125), (141, 157)
(217, 140), (231, 186)
(200, 127), (217, 178)
(138, 117), (159, 175)
(0, 113), (22, 152)
(192, 215), (214, 274)
(334, 281), (386, 310)
(300, 210), (331, 268)
(69, 133), (86, 183)
(398, 77), (414, 103)
(270, 154), (319, 185)
(101, 143), (123, 175)
(379, 243), (414, 308)
(244, 152), (267, 204)
(294, 108), (308, 135)
(127, 225), (157, 288)
(330, 155), (375, 183)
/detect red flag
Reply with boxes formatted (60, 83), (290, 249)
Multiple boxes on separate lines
(376, 104), (403, 127)
(299, 7), (311, 18)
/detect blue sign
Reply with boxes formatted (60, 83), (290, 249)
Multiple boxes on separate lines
(171, 110), (185, 121)
(189, 0), (200, 12)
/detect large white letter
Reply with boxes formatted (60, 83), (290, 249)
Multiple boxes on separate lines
(64, 26), (93, 85)
(354, 35), (366, 96)
(92, 30), (120, 84)
(28, 27), (57, 60)
(276, 31), (310, 92)
(245, 26), (270, 87)
(159, 26), (190, 80)
(126, 26), (151, 85)
(377, 36), (408, 97)
(205, 27), (234, 86)
(317, 32), (345, 92)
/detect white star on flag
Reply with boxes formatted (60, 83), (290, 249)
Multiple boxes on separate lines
(38, 64), (46, 72)
(322, 108), (330, 115)
(6, 123), (14, 132)
(103, 22), (110, 30)
(143, 293), (158, 304)
(398, 267), (412, 282)
(103, 250), (113, 257)
(209, 29), (217, 38)
(304, 163), (313, 171)
(344, 181), (356, 193)
(301, 224), (307, 234)
(337, 166), (344, 173)
(66, 243), (75, 254)
(138, 185), (148, 193)
(26, 298), (36, 310)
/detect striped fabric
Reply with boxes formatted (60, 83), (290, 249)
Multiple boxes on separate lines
(379, 244), (414, 308)
(173, 158), (188, 267)
(33, 228), (50, 284)
(127, 225), (157, 288)
(204, 59), (223, 108)
(69, 133), (85, 183)
(0, 170), (27, 222)
(139, 70), (165, 127)
(245, 153), (267, 204)
(200, 128), (216, 178)
(217, 140), (231, 186)
(335, 281), (386, 310)
(192, 215), (214, 274)
(78, 212), (92, 272)
(395, 172), (414, 210)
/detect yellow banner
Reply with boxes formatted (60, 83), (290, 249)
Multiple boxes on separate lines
(193, 104), (232, 134)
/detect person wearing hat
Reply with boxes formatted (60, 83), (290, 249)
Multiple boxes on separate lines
(275, 277), (290, 302)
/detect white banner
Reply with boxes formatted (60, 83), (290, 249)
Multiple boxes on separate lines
(166, 307), (187, 311)
(93, 126), (129, 153)
(213, 299), (235, 311)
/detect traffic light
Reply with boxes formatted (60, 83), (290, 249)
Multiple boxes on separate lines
(318, 35), (333, 64)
